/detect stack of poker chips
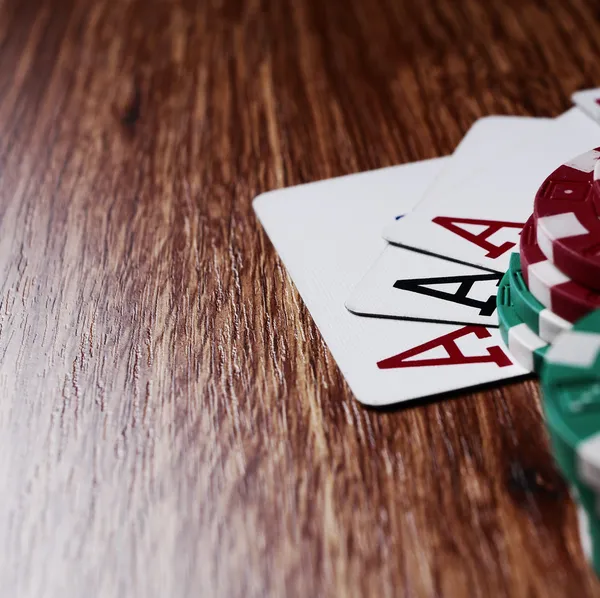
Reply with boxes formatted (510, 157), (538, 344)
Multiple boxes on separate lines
(496, 148), (600, 573)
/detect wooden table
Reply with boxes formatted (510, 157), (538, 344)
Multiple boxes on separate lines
(3, 0), (600, 596)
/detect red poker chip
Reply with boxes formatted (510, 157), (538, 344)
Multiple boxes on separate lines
(534, 147), (600, 290)
(520, 216), (600, 323)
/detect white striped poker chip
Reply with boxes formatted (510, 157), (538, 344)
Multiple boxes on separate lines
(577, 504), (593, 562)
(520, 217), (600, 323)
(503, 322), (547, 374)
(533, 307), (569, 344)
(534, 147), (600, 290)
(508, 252), (571, 343)
(542, 310), (600, 491)
(497, 270), (549, 373)
(571, 483), (600, 569)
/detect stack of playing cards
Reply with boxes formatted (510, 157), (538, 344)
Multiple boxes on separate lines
(253, 88), (600, 408)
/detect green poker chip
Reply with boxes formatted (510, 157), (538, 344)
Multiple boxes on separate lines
(497, 271), (549, 374)
(572, 484), (600, 572)
(541, 310), (600, 492)
(576, 504), (592, 563)
(508, 253), (572, 344)
(547, 424), (600, 572)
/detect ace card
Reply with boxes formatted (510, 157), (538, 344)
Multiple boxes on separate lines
(254, 158), (528, 406)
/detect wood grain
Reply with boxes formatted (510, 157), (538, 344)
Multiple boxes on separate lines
(1, 0), (600, 596)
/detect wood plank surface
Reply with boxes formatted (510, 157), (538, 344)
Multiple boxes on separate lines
(1, 0), (600, 596)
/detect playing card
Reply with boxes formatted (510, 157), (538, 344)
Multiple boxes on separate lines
(411, 115), (551, 214)
(345, 243), (502, 327)
(254, 158), (527, 406)
(382, 108), (600, 273)
(572, 87), (600, 124)
(346, 115), (547, 328)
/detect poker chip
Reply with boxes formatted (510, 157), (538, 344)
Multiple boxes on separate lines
(547, 427), (600, 567)
(534, 147), (600, 291)
(541, 310), (600, 493)
(508, 252), (571, 343)
(572, 485), (600, 570)
(577, 504), (593, 563)
(520, 217), (600, 323)
(496, 271), (549, 373)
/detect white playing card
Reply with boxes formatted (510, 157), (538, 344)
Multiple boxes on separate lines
(349, 115), (546, 329)
(572, 88), (600, 124)
(254, 158), (527, 406)
(410, 115), (551, 213)
(382, 108), (600, 273)
(345, 243), (502, 326)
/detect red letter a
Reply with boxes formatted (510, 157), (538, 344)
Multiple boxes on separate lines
(377, 325), (512, 369)
(433, 216), (525, 259)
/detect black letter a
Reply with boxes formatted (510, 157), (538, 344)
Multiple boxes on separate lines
(393, 272), (501, 316)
